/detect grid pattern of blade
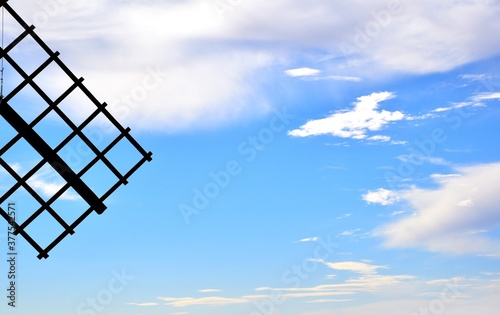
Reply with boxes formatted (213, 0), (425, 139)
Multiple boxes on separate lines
(0, 0), (153, 259)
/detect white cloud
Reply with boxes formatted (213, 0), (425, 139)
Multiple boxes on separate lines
(289, 92), (404, 139)
(227, 0), (500, 74)
(6, 0), (499, 132)
(285, 67), (321, 77)
(8, 1), (275, 132)
(363, 188), (401, 206)
(375, 162), (500, 255)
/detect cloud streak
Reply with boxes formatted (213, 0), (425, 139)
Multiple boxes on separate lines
(313, 260), (387, 275)
(155, 260), (415, 308)
(159, 296), (248, 308)
(285, 68), (321, 77)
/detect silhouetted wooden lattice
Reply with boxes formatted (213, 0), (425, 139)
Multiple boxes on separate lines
(0, 1), (152, 259)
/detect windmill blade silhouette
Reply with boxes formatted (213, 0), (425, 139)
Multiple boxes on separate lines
(0, 0), (153, 259)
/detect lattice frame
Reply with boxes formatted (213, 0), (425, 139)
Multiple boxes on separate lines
(0, 0), (153, 259)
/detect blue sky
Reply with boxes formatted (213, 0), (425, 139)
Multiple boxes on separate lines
(1, 0), (500, 314)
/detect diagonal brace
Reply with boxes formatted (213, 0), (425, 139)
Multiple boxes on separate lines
(0, 101), (107, 214)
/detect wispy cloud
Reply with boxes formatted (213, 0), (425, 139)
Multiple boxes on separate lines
(148, 266), (500, 312)
(312, 260), (388, 275)
(432, 91), (500, 113)
(155, 260), (416, 310)
(159, 296), (248, 308)
(289, 92), (404, 140)
(127, 302), (159, 307)
(337, 229), (362, 238)
(397, 155), (450, 166)
(301, 297), (498, 315)
(297, 237), (319, 243)
(256, 274), (417, 296)
(386, 211), (407, 217)
(7, 164), (80, 201)
(284, 67), (361, 82)
(430, 173), (461, 183)
(481, 272), (500, 277)
(367, 135), (391, 142)
(375, 162), (500, 256)
(302, 75), (362, 82)
(199, 289), (222, 293)
(432, 103), (477, 113)
(472, 92), (500, 102)
(0, 162), (22, 174)
(306, 299), (354, 303)
(460, 74), (490, 81)
(337, 213), (352, 220)
(28, 175), (79, 201)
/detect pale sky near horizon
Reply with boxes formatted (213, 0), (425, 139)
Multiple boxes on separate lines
(1, 0), (500, 315)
